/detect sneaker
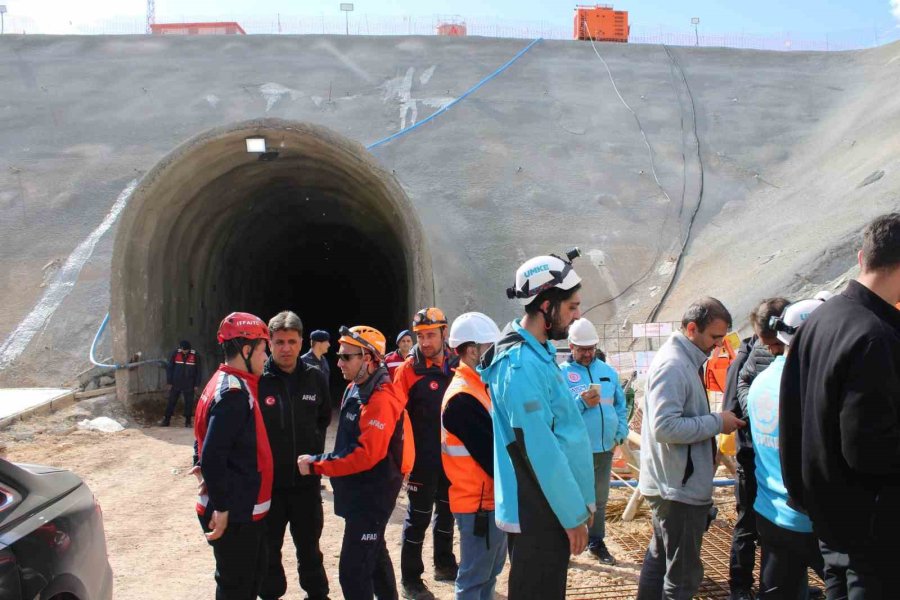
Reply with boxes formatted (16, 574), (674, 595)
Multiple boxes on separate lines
(729, 589), (754, 600)
(433, 562), (458, 582)
(159, 418), (170, 427)
(184, 419), (192, 428)
(589, 541), (617, 565)
(401, 580), (435, 600)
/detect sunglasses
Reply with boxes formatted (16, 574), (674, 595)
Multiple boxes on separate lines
(336, 352), (364, 362)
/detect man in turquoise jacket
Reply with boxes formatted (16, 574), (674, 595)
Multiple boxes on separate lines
(560, 318), (628, 565)
(480, 250), (595, 600)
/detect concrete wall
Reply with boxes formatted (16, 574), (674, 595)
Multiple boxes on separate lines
(2, 34), (899, 389)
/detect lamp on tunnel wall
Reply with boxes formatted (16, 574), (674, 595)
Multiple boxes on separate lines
(245, 136), (279, 161)
(245, 137), (267, 153)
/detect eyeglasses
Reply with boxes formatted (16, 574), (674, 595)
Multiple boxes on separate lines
(336, 352), (364, 362)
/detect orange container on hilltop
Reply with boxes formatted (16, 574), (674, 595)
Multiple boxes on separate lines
(574, 5), (629, 42)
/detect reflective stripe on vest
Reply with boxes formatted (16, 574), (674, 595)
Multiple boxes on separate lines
(440, 363), (494, 512)
(196, 494), (271, 519)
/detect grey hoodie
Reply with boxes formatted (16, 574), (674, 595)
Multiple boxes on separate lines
(639, 332), (723, 505)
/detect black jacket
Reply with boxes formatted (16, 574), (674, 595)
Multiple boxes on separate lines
(258, 357), (332, 491)
(722, 336), (755, 462)
(780, 280), (900, 547)
(394, 346), (458, 477)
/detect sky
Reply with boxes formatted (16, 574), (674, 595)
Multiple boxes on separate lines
(4, 0), (900, 38)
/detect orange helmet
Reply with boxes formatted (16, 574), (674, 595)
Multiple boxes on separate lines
(412, 307), (448, 332)
(338, 325), (386, 359)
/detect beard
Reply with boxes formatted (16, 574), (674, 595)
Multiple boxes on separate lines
(547, 315), (571, 341)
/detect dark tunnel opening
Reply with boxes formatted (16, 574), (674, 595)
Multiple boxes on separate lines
(111, 120), (432, 409)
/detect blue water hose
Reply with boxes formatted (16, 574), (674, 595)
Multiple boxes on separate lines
(611, 478), (735, 489)
(90, 312), (166, 370)
(366, 37), (542, 151)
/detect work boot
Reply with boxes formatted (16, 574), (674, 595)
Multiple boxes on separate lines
(433, 562), (458, 582)
(401, 579), (435, 600)
(159, 417), (171, 427)
(729, 589), (754, 600)
(589, 540), (617, 565)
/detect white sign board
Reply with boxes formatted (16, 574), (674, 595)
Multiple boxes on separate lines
(632, 322), (673, 338)
(340, 3), (354, 10)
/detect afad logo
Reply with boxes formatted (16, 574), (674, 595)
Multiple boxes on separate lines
(567, 372), (581, 383)
(264, 396), (276, 407)
(429, 381), (440, 391)
(523, 263), (550, 278)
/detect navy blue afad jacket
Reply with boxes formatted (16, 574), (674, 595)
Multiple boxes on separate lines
(310, 366), (407, 519)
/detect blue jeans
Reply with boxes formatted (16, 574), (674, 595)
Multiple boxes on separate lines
(589, 451), (613, 547)
(453, 511), (507, 600)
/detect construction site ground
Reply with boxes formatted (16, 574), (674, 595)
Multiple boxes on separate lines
(1, 395), (822, 599)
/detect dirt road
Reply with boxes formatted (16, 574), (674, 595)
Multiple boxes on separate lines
(4, 409), (640, 599)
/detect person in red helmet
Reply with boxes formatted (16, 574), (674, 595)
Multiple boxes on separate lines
(190, 312), (274, 600)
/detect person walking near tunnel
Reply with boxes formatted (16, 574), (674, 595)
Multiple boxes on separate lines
(385, 330), (413, 379)
(297, 325), (408, 600)
(560, 318), (628, 566)
(258, 312), (332, 600)
(191, 312), (273, 600)
(301, 329), (332, 382)
(394, 308), (459, 600)
(479, 250), (596, 600)
(441, 312), (506, 600)
(162, 339), (202, 427)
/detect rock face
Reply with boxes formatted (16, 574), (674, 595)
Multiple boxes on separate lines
(1, 35), (898, 399)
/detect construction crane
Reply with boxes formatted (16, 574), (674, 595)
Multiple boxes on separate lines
(146, 0), (155, 34)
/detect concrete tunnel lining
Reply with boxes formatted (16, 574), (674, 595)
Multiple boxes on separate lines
(111, 119), (433, 408)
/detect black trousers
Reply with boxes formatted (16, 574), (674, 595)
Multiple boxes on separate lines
(259, 487), (328, 600)
(636, 496), (710, 600)
(199, 515), (267, 600)
(819, 539), (900, 600)
(165, 387), (195, 420)
(730, 460), (759, 591)
(400, 467), (456, 582)
(507, 521), (570, 600)
(340, 512), (398, 600)
(756, 515), (824, 599)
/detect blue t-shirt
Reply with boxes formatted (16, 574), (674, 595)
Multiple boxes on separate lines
(747, 355), (813, 533)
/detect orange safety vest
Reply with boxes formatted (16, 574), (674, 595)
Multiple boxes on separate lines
(440, 362), (494, 513)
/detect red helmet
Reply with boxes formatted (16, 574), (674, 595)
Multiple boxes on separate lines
(217, 312), (270, 344)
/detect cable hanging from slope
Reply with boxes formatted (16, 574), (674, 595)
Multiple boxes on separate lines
(580, 26), (676, 316)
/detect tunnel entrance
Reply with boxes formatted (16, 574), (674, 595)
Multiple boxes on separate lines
(111, 119), (433, 409)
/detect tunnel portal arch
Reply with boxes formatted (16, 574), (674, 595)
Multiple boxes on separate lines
(111, 119), (433, 409)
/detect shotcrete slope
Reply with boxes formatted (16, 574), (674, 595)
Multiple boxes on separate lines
(1, 34), (898, 387)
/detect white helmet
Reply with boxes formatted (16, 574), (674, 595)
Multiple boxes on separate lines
(568, 318), (599, 346)
(507, 248), (582, 306)
(771, 297), (827, 345)
(448, 312), (502, 349)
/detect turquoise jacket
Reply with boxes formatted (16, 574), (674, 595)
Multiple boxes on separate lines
(748, 355), (813, 533)
(479, 319), (595, 532)
(560, 357), (628, 453)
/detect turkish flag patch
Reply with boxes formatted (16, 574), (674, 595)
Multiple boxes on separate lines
(265, 396), (276, 406)
(429, 381), (439, 391)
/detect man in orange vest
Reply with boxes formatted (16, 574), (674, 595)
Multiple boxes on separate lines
(441, 312), (506, 600)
